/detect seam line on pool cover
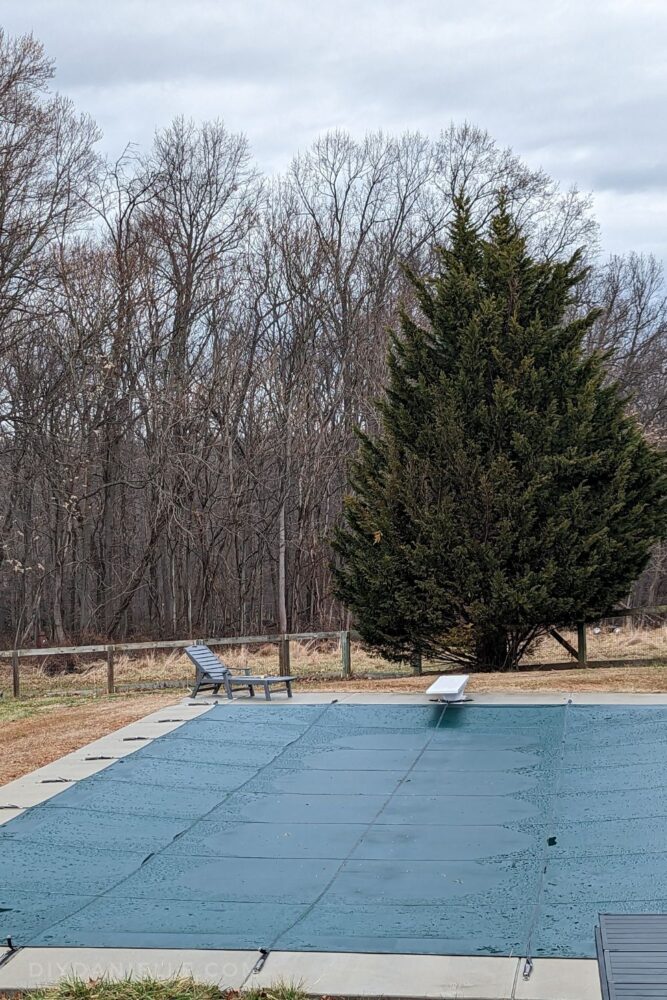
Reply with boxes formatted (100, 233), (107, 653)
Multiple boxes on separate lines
(19, 701), (335, 949)
(522, 698), (572, 964)
(267, 702), (451, 952)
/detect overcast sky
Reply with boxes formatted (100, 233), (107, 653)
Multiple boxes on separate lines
(3, 0), (666, 262)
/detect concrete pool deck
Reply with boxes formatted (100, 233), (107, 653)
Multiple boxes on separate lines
(0, 947), (605, 999)
(189, 690), (667, 705)
(4, 690), (667, 998)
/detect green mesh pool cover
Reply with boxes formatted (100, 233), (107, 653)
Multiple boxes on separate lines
(2, 702), (667, 957)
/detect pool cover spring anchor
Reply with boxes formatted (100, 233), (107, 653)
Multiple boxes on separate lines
(522, 957), (533, 980)
(0, 937), (19, 969)
(251, 949), (270, 974)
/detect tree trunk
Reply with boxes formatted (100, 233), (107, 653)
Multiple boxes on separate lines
(278, 499), (288, 635)
(475, 629), (509, 671)
(410, 650), (422, 675)
(52, 560), (67, 645)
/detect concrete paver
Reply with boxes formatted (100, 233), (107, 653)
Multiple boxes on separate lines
(0, 776), (72, 809)
(345, 692), (437, 704)
(184, 691), (573, 707)
(139, 705), (214, 723)
(570, 691), (667, 704)
(102, 720), (198, 739)
(514, 958), (602, 1000)
(248, 951), (520, 998)
(470, 693), (571, 705)
(192, 691), (661, 707)
(187, 692), (344, 706)
(0, 807), (24, 825)
(71, 737), (155, 759)
(26, 758), (120, 782)
(211, 691), (667, 707)
(0, 756), (127, 810)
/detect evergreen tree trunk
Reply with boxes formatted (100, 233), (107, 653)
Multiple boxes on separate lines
(410, 649), (422, 675)
(475, 629), (509, 671)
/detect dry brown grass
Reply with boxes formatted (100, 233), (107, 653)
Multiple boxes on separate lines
(473, 663), (667, 692)
(0, 642), (409, 700)
(0, 691), (176, 785)
(3, 624), (667, 703)
(523, 623), (667, 664)
(300, 662), (667, 693)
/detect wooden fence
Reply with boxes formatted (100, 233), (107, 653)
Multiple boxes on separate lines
(0, 631), (357, 698)
(1, 606), (666, 699)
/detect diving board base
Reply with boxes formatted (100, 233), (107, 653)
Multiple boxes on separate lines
(425, 674), (470, 702)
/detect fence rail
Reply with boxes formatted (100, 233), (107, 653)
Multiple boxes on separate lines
(0, 631), (350, 659)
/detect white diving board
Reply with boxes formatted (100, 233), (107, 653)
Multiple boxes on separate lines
(426, 674), (470, 702)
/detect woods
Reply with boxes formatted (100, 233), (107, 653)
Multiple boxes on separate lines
(1, 30), (666, 646)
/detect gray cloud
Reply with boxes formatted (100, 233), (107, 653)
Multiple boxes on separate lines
(3, 0), (666, 260)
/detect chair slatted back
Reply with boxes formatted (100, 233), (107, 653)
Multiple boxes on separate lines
(185, 644), (229, 681)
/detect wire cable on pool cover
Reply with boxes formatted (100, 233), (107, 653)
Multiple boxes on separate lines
(521, 698), (573, 974)
(265, 701), (451, 953)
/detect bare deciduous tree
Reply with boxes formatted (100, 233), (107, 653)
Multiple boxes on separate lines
(0, 30), (664, 646)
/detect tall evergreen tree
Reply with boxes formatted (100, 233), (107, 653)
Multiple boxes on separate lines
(332, 199), (667, 670)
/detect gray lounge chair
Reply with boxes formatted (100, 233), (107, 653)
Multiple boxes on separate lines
(185, 644), (295, 700)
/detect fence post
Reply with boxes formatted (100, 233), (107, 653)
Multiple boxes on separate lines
(577, 622), (587, 666)
(106, 645), (115, 694)
(410, 650), (423, 676)
(341, 630), (351, 678)
(278, 635), (291, 677)
(11, 649), (19, 698)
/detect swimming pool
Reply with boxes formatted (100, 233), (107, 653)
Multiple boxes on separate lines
(2, 701), (666, 958)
